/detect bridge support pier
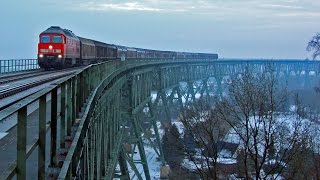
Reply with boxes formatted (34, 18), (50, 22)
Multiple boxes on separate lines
(132, 115), (151, 180)
(125, 75), (152, 180)
(154, 90), (172, 125)
(118, 149), (130, 180)
(148, 102), (166, 166)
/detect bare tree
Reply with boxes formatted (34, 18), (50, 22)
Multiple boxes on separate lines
(307, 33), (320, 59)
(162, 124), (200, 179)
(283, 95), (320, 179)
(162, 124), (184, 169)
(216, 70), (287, 179)
(216, 69), (320, 179)
(179, 96), (232, 179)
(176, 67), (320, 179)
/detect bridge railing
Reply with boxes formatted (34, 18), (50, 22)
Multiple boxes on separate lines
(0, 60), (124, 179)
(1, 58), (320, 179)
(0, 59), (39, 74)
(57, 58), (216, 179)
(0, 59), (156, 178)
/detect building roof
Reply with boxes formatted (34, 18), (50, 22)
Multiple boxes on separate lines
(216, 141), (239, 156)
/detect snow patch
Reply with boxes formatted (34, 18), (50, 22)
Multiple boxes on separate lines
(172, 121), (184, 137)
(217, 157), (237, 164)
(128, 145), (162, 179)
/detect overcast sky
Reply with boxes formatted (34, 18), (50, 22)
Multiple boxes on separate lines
(0, 0), (319, 59)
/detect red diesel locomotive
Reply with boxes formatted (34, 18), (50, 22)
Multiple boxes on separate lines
(37, 26), (218, 69)
(38, 26), (80, 69)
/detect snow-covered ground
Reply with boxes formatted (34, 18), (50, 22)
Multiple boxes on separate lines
(182, 156), (237, 172)
(123, 110), (319, 179)
(172, 121), (184, 137)
(223, 113), (320, 155)
(121, 121), (164, 179)
(135, 91), (320, 179)
(175, 106), (320, 178)
(128, 145), (162, 180)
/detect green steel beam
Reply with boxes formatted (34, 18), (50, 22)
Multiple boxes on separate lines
(50, 88), (58, 167)
(125, 153), (143, 180)
(38, 94), (47, 179)
(72, 77), (76, 124)
(60, 83), (66, 149)
(17, 106), (27, 180)
(67, 79), (72, 136)
(118, 149), (130, 180)
(128, 75), (151, 180)
(148, 102), (166, 165)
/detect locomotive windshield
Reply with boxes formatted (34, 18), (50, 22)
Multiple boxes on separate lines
(52, 36), (63, 43)
(41, 35), (50, 43)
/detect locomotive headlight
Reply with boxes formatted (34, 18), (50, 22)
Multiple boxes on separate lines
(39, 54), (44, 58)
(49, 45), (53, 50)
(58, 54), (62, 58)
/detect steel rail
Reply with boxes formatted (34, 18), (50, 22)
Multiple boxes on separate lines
(0, 67), (84, 84)
(0, 70), (45, 84)
(0, 72), (75, 99)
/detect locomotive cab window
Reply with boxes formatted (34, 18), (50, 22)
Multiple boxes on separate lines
(41, 35), (50, 43)
(52, 35), (63, 43)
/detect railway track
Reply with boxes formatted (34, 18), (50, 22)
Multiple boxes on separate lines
(0, 67), (83, 110)
(0, 70), (44, 84)
(0, 72), (72, 99)
(0, 67), (81, 84)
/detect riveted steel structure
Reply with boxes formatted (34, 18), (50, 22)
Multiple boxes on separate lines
(0, 59), (319, 179)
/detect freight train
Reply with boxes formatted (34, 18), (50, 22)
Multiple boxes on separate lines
(37, 26), (218, 69)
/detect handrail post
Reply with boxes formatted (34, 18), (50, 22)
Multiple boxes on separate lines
(79, 72), (84, 112)
(67, 80), (72, 136)
(17, 106), (27, 180)
(72, 77), (76, 123)
(76, 75), (81, 118)
(50, 88), (58, 167)
(38, 94), (47, 179)
(60, 83), (66, 149)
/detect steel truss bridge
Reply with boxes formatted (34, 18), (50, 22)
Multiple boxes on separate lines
(0, 59), (319, 179)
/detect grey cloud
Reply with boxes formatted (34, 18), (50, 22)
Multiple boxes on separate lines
(1, 0), (320, 59)
(259, 4), (303, 9)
